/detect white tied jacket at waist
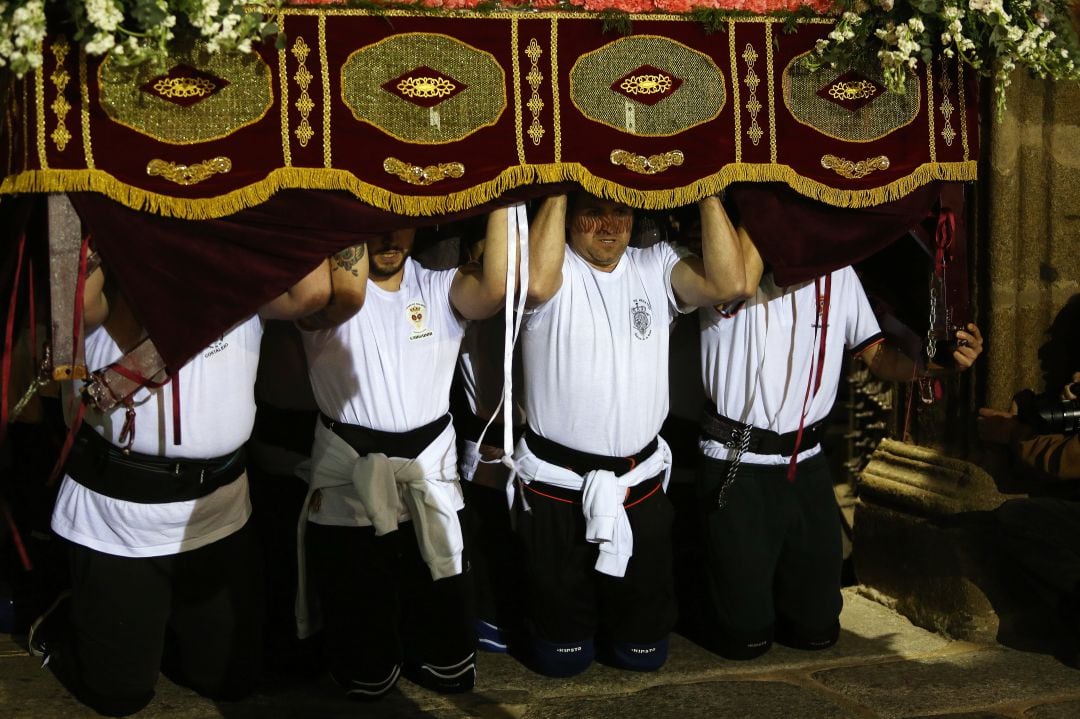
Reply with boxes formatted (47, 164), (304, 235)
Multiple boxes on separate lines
(512, 435), (672, 578)
(294, 418), (464, 638)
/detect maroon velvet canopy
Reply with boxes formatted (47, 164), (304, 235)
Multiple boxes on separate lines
(56, 180), (951, 373)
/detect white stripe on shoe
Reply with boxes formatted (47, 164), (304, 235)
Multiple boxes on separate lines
(343, 664), (401, 698)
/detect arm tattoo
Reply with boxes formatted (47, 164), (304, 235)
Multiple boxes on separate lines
(331, 244), (366, 277)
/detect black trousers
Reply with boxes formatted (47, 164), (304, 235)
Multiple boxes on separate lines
(461, 480), (523, 638)
(696, 452), (842, 658)
(515, 475), (677, 645)
(306, 518), (476, 693)
(54, 521), (264, 716)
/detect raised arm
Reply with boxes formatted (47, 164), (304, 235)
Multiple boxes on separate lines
(860, 323), (984, 382)
(450, 207), (509, 321)
(526, 194), (567, 308)
(296, 244), (369, 330)
(670, 196), (750, 308)
(259, 259), (333, 321)
(738, 225), (765, 293)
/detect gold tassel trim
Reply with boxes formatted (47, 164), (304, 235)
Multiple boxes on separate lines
(0, 161), (978, 219)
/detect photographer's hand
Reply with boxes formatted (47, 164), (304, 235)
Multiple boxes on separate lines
(977, 406), (1034, 445)
(952, 323), (984, 370)
(1062, 372), (1080, 401)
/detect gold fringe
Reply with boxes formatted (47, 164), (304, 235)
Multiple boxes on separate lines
(0, 161), (978, 219)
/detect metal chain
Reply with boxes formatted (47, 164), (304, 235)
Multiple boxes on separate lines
(11, 345), (52, 421)
(926, 284), (938, 360)
(717, 423), (752, 510)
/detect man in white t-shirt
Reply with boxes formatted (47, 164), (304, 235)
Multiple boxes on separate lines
(695, 238), (983, 659)
(298, 210), (510, 698)
(28, 247), (358, 716)
(513, 192), (751, 677)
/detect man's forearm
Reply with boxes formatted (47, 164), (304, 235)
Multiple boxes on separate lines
(526, 194), (566, 306)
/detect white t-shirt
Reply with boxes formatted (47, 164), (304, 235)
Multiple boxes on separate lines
(51, 316), (263, 557)
(522, 242), (688, 457)
(303, 258), (466, 432)
(699, 266), (883, 464)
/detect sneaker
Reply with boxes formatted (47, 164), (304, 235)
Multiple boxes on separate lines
(27, 590), (71, 665)
(476, 619), (509, 653)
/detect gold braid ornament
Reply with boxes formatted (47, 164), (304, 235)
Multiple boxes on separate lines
(609, 149), (684, 175)
(820, 154), (890, 179)
(383, 157), (465, 185)
(146, 157), (232, 185)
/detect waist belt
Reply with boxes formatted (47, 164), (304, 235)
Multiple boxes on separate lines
(700, 407), (827, 457)
(524, 427), (659, 476)
(320, 413), (451, 460)
(523, 474), (663, 508)
(67, 425), (245, 504)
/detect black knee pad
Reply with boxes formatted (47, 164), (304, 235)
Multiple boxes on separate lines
(528, 636), (594, 677)
(598, 637), (669, 672)
(79, 688), (155, 718)
(776, 619), (840, 651)
(402, 654), (477, 694)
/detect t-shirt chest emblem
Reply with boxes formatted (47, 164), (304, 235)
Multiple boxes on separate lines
(203, 336), (229, 358)
(631, 299), (653, 340)
(406, 301), (434, 340)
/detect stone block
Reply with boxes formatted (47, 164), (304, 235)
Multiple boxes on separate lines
(852, 501), (1001, 641)
(859, 439), (1017, 516)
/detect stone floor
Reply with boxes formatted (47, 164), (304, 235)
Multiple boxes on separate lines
(4, 588), (1080, 719)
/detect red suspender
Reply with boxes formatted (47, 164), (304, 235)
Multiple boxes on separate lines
(787, 273), (831, 482)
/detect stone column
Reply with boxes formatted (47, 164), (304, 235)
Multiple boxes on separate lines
(853, 73), (1080, 644)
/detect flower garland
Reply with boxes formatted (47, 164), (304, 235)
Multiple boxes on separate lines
(0, 1), (283, 76)
(806, 0), (1080, 115)
(1, 0), (1077, 116)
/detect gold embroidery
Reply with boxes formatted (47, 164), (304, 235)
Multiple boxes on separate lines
(511, 18), (525, 165)
(820, 154), (890, 179)
(569, 35), (725, 138)
(36, 56), (47, 169)
(619, 73), (673, 96)
(319, 16), (331, 168)
(525, 38), (545, 146)
(292, 37), (315, 148)
(50, 37), (72, 152)
(98, 44), (274, 146)
(782, 53), (919, 143)
(80, 49), (94, 169)
(383, 157), (464, 185)
(550, 18), (561, 163)
(397, 76), (457, 99)
(742, 44), (762, 147)
(938, 57), (955, 148)
(765, 21), (777, 162)
(152, 77), (216, 99)
(146, 157), (232, 185)
(278, 39), (291, 167)
(340, 33), (506, 146)
(609, 149), (684, 175)
(728, 21), (741, 163)
(828, 80), (877, 101)
(925, 61), (936, 163)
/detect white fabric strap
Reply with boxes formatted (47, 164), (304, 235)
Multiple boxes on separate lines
(463, 204), (528, 504)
